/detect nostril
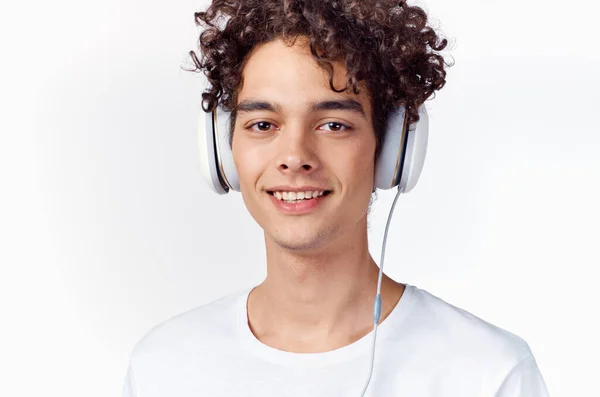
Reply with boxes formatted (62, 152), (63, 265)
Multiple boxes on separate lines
(279, 163), (312, 171)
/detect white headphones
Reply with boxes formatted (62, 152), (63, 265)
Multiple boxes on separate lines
(197, 104), (429, 194)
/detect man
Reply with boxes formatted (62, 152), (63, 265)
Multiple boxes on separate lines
(123, 1), (549, 395)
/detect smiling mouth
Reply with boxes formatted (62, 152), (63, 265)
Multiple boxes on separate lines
(267, 190), (332, 203)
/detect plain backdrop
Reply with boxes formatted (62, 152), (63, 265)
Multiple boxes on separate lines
(1, 0), (599, 396)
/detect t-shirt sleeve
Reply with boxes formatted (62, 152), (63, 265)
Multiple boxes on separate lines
(494, 354), (550, 397)
(122, 364), (138, 397)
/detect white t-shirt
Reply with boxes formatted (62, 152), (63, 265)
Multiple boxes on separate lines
(122, 284), (549, 397)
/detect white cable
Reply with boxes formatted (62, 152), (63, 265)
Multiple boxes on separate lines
(359, 186), (404, 397)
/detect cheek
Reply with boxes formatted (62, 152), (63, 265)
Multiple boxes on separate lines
(341, 139), (376, 185)
(232, 143), (263, 192)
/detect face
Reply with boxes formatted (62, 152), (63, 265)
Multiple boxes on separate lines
(231, 37), (376, 252)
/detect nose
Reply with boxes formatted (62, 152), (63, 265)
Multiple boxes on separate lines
(275, 124), (319, 176)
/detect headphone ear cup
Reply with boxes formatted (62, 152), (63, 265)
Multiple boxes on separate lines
(374, 106), (408, 190)
(197, 109), (228, 194)
(398, 106), (429, 193)
(374, 106), (429, 192)
(214, 107), (240, 191)
(197, 107), (240, 194)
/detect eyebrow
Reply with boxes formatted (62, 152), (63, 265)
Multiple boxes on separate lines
(235, 99), (367, 119)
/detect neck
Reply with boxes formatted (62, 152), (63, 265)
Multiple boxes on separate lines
(246, 220), (404, 353)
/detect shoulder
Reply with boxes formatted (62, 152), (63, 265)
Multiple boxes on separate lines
(385, 285), (547, 395)
(128, 286), (249, 363)
(405, 285), (533, 367)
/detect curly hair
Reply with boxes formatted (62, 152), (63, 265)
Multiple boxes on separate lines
(187, 0), (452, 162)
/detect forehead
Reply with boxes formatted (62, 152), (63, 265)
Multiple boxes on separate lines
(237, 37), (372, 114)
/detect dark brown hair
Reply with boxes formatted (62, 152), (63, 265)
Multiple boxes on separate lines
(187, 0), (452, 161)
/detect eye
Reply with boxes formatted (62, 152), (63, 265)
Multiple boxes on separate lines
(248, 121), (274, 132)
(319, 121), (351, 132)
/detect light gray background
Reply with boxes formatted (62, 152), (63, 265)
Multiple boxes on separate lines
(1, 0), (598, 396)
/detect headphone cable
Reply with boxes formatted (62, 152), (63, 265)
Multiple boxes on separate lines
(359, 185), (404, 397)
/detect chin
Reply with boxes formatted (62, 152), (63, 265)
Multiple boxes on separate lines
(269, 228), (336, 252)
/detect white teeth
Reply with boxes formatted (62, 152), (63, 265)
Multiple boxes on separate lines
(271, 190), (327, 201)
